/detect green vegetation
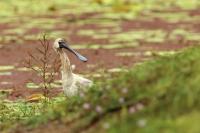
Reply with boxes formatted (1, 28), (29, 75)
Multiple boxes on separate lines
(0, 0), (200, 132)
(1, 0), (200, 46)
(1, 46), (200, 132)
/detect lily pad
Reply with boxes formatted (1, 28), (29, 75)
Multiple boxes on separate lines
(0, 65), (15, 71)
(116, 52), (141, 57)
(144, 51), (177, 57)
(26, 83), (40, 89)
(108, 68), (128, 73)
(0, 72), (12, 76)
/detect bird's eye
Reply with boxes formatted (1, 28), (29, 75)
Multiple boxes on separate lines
(58, 40), (63, 44)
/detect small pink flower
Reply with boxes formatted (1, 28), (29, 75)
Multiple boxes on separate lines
(83, 103), (90, 110)
(137, 119), (146, 127)
(119, 97), (125, 104)
(136, 103), (144, 110)
(122, 88), (128, 94)
(79, 92), (85, 98)
(96, 105), (103, 113)
(129, 106), (136, 114)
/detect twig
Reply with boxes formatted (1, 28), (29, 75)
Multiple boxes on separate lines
(24, 34), (60, 97)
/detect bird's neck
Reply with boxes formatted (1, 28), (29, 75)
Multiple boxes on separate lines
(59, 50), (73, 79)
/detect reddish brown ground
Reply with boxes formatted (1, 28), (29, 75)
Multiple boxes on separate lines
(0, 9), (200, 101)
(0, 7), (197, 133)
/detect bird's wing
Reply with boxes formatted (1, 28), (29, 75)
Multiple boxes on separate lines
(73, 74), (93, 88)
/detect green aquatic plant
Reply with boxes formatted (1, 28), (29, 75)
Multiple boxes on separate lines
(1, 45), (200, 133)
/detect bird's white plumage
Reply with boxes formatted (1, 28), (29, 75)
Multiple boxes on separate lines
(62, 73), (92, 96)
(53, 38), (93, 96)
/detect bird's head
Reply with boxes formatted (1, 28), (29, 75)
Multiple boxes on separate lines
(53, 38), (88, 62)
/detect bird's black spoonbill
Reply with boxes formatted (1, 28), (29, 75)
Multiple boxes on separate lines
(53, 38), (92, 96)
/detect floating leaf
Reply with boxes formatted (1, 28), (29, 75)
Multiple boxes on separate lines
(17, 67), (31, 72)
(0, 72), (12, 76)
(0, 65), (15, 71)
(144, 51), (177, 57)
(26, 82), (40, 89)
(0, 89), (13, 94)
(26, 94), (46, 102)
(108, 68), (128, 73)
(116, 52), (141, 57)
(0, 82), (12, 85)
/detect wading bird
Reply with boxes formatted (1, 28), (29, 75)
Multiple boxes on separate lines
(53, 38), (92, 96)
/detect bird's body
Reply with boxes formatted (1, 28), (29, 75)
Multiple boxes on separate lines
(62, 73), (92, 96)
(54, 38), (92, 96)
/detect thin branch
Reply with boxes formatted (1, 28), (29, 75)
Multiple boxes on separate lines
(24, 34), (60, 97)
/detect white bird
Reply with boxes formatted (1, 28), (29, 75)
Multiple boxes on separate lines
(53, 38), (92, 96)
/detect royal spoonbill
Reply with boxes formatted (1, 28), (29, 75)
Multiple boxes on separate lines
(53, 38), (92, 96)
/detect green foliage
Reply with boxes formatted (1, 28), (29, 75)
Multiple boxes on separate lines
(0, 100), (41, 130)
(2, 46), (200, 132)
(0, 0), (200, 132)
